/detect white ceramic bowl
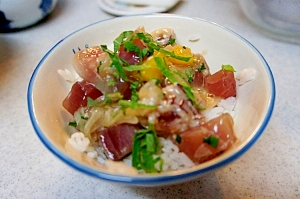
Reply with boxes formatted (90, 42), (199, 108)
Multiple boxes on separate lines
(0, 0), (58, 30)
(27, 14), (275, 186)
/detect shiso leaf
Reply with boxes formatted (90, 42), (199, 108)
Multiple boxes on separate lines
(132, 125), (162, 173)
(203, 136), (219, 148)
(222, 64), (236, 72)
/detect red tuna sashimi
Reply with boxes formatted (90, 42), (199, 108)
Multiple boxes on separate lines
(98, 124), (139, 161)
(206, 70), (236, 98)
(62, 81), (102, 115)
(176, 113), (236, 163)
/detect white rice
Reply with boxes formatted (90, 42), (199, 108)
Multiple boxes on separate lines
(157, 137), (195, 171)
(236, 68), (256, 86)
(203, 96), (236, 121)
(68, 132), (90, 152)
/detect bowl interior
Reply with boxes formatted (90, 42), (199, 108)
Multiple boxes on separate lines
(28, 14), (275, 185)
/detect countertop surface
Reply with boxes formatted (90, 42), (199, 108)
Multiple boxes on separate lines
(1, 0), (300, 198)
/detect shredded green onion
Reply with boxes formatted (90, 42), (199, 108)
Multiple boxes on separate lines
(132, 124), (162, 173)
(68, 121), (77, 127)
(203, 136), (219, 148)
(197, 63), (206, 72)
(222, 64), (236, 72)
(123, 65), (152, 72)
(118, 100), (156, 109)
(113, 30), (134, 52)
(159, 48), (191, 62)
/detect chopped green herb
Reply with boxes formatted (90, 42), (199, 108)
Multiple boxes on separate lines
(203, 136), (219, 148)
(135, 32), (161, 54)
(124, 41), (145, 62)
(68, 121), (77, 127)
(159, 48), (191, 62)
(169, 38), (176, 45)
(175, 134), (182, 144)
(182, 85), (205, 110)
(185, 67), (194, 83)
(100, 45), (108, 51)
(154, 57), (185, 84)
(80, 116), (88, 120)
(87, 97), (100, 108)
(123, 41), (140, 53)
(132, 125), (163, 173)
(123, 64), (152, 72)
(222, 64), (236, 72)
(113, 30), (134, 52)
(155, 79), (162, 85)
(107, 78), (117, 86)
(118, 100), (156, 109)
(130, 81), (140, 102)
(147, 41), (161, 52)
(172, 70), (186, 81)
(104, 49), (128, 81)
(197, 63), (206, 72)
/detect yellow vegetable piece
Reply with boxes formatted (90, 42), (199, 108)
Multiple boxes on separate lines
(166, 45), (194, 67)
(140, 51), (164, 81)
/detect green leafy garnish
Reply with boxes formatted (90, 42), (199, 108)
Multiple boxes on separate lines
(107, 79), (117, 86)
(123, 64), (152, 72)
(169, 38), (176, 45)
(113, 30), (134, 52)
(130, 81), (140, 102)
(115, 31), (161, 61)
(175, 134), (182, 144)
(100, 44), (108, 51)
(154, 57), (184, 84)
(185, 67), (194, 83)
(68, 121), (77, 127)
(135, 32), (161, 53)
(124, 41), (146, 62)
(87, 97), (101, 108)
(104, 49), (129, 81)
(203, 136), (219, 148)
(197, 63), (206, 72)
(172, 71), (186, 81)
(118, 100), (156, 109)
(222, 64), (236, 72)
(80, 116), (88, 120)
(132, 125), (163, 173)
(182, 86), (205, 110)
(159, 48), (191, 62)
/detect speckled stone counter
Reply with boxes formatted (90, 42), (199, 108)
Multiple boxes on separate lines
(1, 0), (300, 198)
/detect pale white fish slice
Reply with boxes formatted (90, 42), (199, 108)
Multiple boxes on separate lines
(115, 0), (179, 8)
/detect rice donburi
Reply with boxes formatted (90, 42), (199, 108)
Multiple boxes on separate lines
(60, 26), (254, 174)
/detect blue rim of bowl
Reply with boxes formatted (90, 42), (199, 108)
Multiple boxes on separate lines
(27, 14), (276, 186)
